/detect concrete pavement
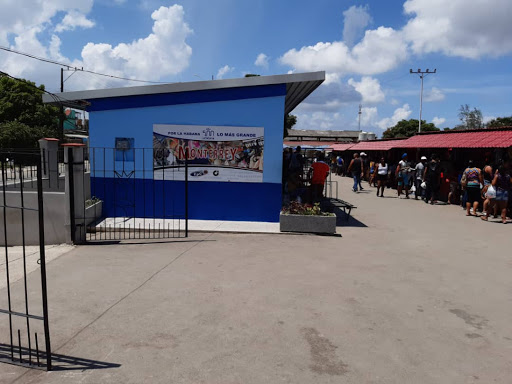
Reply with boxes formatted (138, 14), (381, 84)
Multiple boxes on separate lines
(1, 175), (511, 383)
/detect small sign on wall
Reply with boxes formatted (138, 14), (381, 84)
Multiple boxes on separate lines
(153, 124), (264, 183)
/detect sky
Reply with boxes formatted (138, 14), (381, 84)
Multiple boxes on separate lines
(1, 0), (511, 137)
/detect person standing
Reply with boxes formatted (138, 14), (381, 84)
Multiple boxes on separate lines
(396, 153), (412, 199)
(462, 160), (483, 216)
(376, 157), (388, 197)
(309, 152), (330, 202)
(336, 156), (344, 176)
(482, 164), (511, 223)
(347, 153), (363, 193)
(424, 154), (441, 205)
(414, 156), (427, 200)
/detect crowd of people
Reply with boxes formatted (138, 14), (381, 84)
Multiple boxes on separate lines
(342, 151), (512, 223)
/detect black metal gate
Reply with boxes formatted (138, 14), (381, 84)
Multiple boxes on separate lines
(0, 151), (52, 370)
(70, 147), (188, 242)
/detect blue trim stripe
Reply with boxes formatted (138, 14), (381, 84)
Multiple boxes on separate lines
(88, 84), (287, 112)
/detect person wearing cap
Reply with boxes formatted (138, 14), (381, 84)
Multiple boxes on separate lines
(414, 156), (427, 200)
(396, 153), (412, 199)
(360, 152), (368, 190)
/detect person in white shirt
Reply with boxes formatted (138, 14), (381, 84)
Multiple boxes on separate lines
(376, 157), (389, 197)
(414, 156), (427, 200)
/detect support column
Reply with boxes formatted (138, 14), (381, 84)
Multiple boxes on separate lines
(38, 138), (59, 189)
(63, 144), (86, 244)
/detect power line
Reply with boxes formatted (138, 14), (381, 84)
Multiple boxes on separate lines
(0, 45), (170, 85)
(0, 70), (89, 109)
(410, 68), (437, 133)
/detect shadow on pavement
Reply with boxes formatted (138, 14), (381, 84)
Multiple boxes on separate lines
(0, 343), (121, 371)
(83, 239), (216, 246)
(333, 207), (367, 228)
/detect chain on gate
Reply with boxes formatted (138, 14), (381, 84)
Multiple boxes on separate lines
(0, 152), (52, 370)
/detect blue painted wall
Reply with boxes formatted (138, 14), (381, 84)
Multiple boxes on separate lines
(88, 85), (286, 222)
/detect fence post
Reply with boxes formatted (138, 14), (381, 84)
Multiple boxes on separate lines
(64, 144), (86, 244)
(38, 138), (59, 190)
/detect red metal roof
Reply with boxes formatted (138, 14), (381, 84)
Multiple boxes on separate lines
(399, 130), (512, 149)
(329, 143), (355, 151)
(349, 140), (404, 151)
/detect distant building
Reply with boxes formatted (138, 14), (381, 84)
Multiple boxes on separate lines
(285, 129), (361, 143)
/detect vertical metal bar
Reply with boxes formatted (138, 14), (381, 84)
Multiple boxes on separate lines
(83, 147), (86, 243)
(37, 162), (52, 371)
(18, 329), (22, 362)
(185, 157), (189, 237)
(103, 148), (106, 241)
(35, 332), (40, 366)
(133, 148), (136, 240)
(143, 149), (146, 240)
(68, 148), (76, 244)
(1, 161), (14, 359)
(113, 148), (116, 240)
(18, 165), (32, 364)
(162, 153), (165, 238)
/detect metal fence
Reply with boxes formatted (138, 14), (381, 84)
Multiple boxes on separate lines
(0, 151), (52, 370)
(73, 147), (188, 242)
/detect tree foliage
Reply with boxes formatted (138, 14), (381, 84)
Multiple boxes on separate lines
(457, 104), (483, 130)
(382, 119), (439, 139)
(0, 75), (62, 148)
(486, 116), (512, 128)
(284, 114), (297, 139)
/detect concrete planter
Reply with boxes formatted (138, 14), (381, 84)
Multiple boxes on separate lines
(85, 200), (103, 226)
(280, 213), (336, 234)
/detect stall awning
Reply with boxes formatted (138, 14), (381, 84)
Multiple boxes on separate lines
(399, 129), (512, 149)
(329, 143), (355, 151)
(349, 140), (404, 151)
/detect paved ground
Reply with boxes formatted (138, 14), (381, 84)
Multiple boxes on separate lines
(1, 175), (511, 383)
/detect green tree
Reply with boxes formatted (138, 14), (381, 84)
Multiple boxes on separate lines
(457, 104), (483, 130)
(382, 119), (439, 139)
(283, 114), (297, 139)
(0, 74), (61, 148)
(486, 116), (512, 128)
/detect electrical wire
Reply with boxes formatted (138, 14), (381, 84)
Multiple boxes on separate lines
(0, 70), (89, 108)
(0, 45), (170, 85)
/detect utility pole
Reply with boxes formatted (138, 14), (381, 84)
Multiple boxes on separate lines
(410, 68), (436, 133)
(59, 68), (64, 139)
(358, 104), (362, 131)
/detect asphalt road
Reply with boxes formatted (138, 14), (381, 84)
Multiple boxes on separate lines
(1, 176), (511, 383)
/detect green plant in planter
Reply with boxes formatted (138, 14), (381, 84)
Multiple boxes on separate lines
(281, 201), (333, 216)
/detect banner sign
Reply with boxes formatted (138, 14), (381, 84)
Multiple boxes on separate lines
(153, 124), (264, 183)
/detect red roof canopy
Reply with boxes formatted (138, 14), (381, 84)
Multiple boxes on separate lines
(329, 143), (355, 151)
(399, 130), (512, 149)
(350, 140), (404, 151)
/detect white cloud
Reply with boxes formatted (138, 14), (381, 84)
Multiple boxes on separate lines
(55, 10), (95, 32)
(294, 111), (343, 131)
(0, 0), (94, 43)
(377, 104), (412, 130)
(280, 26), (407, 76)
(483, 115), (496, 124)
(390, 98), (400, 105)
(1, 4), (193, 91)
(254, 53), (269, 68)
(342, 5), (372, 47)
(403, 0), (512, 58)
(360, 106), (379, 127)
(424, 87), (445, 102)
(348, 76), (385, 104)
(216, 65), (234, 79)
(432, 116), (446, 126)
